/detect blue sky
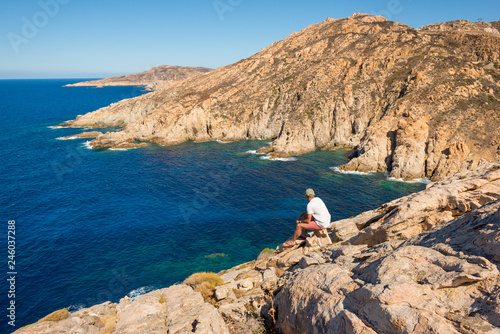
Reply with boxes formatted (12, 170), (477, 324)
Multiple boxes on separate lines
(1, 0), (499, 79)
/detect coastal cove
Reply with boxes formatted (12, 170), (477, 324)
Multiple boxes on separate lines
(0, 80), (426, 332)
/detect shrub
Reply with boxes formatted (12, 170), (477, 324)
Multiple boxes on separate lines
(257, 248), (275, 260)
(42, 309), (70, 322)
(260, 248), (275, 255)
(183, 272), (225, 302)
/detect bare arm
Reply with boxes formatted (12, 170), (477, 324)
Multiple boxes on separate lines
(296, 213), (312, 224)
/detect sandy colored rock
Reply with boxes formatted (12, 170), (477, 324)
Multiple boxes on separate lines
(332, 163), (500, 246)
(161, 285), (229, 334)
(109, 142), (148, 150)
(277, 248), (305, 268)
(276, 199), (500, 334)
(304, 228), (332, 248)
(14, 286), (229, 334)
(261, 267), (279, 291)
(57, 131), (103, 140)
(420, 19), (500, 35)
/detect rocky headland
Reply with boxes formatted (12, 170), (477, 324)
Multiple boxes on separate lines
(15, 162), (500, 333)
(58, 14), (500, 181)
(64, 65), (212, 90)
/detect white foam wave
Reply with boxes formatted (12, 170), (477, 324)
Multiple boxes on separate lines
(260, 154), (297, 162)
(245, 149), (266, 155)
(56, 136), (78, 140)
(216, 139), (234, 144)
(330, 167), (375, 175)
(386, 175), (432, 184)
(127, 286), (155, 301)
(67, 303), (85, 312)
(47, 125), (64, 129)
(83, 141), (93, 150)
(108, 147), (137, 151)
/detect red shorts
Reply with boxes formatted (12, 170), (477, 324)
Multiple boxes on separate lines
(302, 218), (324, 230)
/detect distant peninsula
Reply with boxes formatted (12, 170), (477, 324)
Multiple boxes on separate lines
(64, 65), (212, 90)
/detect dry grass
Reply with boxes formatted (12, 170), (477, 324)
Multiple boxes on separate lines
(237, 260), (256, 270)
(260, 248), (275, 255)
(99, 314), (119, 334)
(183, 272), (225, 303)
(17, 308), (71, 332)
(41, 308), (70, 322)
(158, 295), (166, 304)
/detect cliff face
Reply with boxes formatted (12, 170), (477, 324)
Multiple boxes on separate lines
(60, 14), (500, 180)
(64, 65), (212, 90)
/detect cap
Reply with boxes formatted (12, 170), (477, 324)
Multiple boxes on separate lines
(305, 188), (315, 197)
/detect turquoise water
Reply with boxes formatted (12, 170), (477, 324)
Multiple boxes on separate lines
(0, 79), (425, 332)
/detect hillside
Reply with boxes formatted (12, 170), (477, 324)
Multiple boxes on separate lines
(59, 14), (500, 181)
(64, 65), (212, 90)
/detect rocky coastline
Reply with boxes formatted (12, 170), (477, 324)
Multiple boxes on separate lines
(15, 162), (500, 333)
(58, 14), (500, 181)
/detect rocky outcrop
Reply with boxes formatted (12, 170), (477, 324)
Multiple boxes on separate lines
(333, 162), (500, 246)
(420, 20), (500, 35)
(58, 13), (500, 180)
(492, 21), (500, 33)
(64, 65), (212, 90)
(14, 285), (229, 334)
(56, 131), (102, 140)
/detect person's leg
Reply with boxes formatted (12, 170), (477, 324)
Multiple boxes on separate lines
(284, 220), (325, 247)
(292, 223), (312, 241)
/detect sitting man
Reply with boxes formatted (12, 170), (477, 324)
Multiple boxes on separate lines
(283, 188), (331, 247)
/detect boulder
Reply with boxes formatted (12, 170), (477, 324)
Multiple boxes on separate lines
(261, 267), (279, 291)
(305, 228), (332, 248)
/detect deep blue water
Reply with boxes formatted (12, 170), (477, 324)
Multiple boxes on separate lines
(0, 79), (425, 332)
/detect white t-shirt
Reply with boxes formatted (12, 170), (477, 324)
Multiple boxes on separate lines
(307, 197), (331, 228)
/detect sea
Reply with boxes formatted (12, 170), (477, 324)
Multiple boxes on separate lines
(0, 79), (426, 332)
